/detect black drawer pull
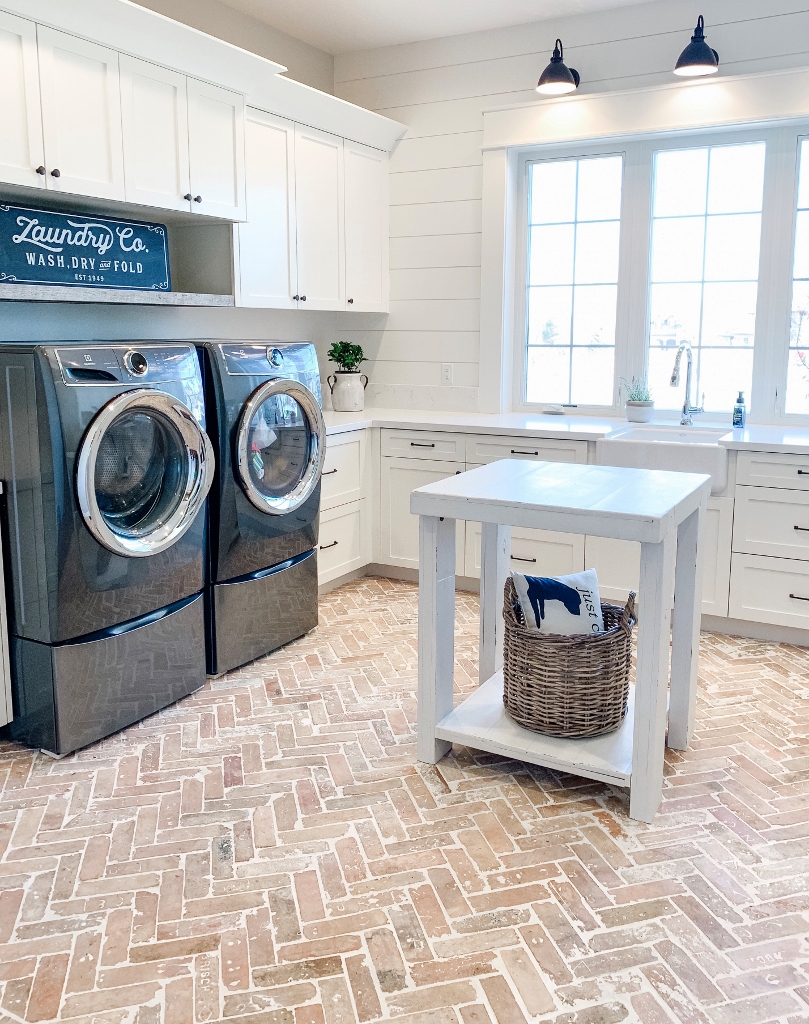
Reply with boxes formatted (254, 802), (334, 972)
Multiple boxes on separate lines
(320, 540), (338, 550)
(322, 468), (338, 475)
(511, 556), (537, 564)
(795, 525), (809, 532)
(410, 442), (435, 448)
(511, 449), (539, 456)
(799, 470), (809, 475)
(790, 593), (809, 601)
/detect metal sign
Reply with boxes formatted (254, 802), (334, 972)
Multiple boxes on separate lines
(0, 204), (171, 291)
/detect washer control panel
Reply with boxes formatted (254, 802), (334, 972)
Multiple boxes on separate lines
(55, 344), (197, 385)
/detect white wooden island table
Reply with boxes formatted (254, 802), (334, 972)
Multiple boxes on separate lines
(411, 459), (711, 822)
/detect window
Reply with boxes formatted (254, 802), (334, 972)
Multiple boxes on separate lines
(647, 143), (765, 413)
(525, 154), (623, 406)
(518, 125), (809, 420)
(788, 139), (809, 414)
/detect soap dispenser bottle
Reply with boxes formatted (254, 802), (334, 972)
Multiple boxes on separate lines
(732, 391), (746, 428)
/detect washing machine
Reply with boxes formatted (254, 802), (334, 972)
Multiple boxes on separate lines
(199, 342), (326, 675)
(0, 343), (215, 755)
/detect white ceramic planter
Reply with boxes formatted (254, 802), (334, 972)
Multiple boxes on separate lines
(625, 401), (654, 423)
(327, 371), (369, 412)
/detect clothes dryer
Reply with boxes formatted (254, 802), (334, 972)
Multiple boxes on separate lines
(200, 342), (325, 674)
(0, 343), (214, 754)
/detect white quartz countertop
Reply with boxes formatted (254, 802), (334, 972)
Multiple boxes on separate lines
(324, 409), (626, 440)
(324, 408), (809, 455)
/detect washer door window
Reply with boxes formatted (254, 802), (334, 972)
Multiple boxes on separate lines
(76, 390), (215, 557)
(237, 379), (326, 515)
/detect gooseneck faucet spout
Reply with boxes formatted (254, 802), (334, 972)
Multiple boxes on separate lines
(670, 343), (704, 426)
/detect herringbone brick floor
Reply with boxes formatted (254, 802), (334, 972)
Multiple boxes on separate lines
(1, 576), (809, 1024)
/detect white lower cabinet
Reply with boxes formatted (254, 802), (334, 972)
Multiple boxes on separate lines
(380, 457), (465, 571)
(584, 497), (732, 616)
(729, 554), (809, 628)
(465, 522), (584, 580)
(322, 430), (367, 511)
(318, 500), (368, 586)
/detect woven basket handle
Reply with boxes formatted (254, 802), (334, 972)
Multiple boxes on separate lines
(621, 591), (637, 627)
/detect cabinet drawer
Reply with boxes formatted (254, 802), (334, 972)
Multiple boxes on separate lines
(381, 429), (465, 462)
(733, 486), (809, 559)
(729, 554), (809, 628)
(322, 431), (366, 510)
(466, 434), (588, 465)
(465, 522), (584, 580)
(736, 450), (809, 489)
(318, 500), (367, 584)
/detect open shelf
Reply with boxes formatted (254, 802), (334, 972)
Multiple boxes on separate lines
(0, 282), (234, 306)
(435, 670), (634, 786)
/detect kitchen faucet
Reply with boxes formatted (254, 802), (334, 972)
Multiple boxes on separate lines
(670, 343), (704, 426)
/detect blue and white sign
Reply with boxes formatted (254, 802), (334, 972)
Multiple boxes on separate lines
(0, 205), (171, 291)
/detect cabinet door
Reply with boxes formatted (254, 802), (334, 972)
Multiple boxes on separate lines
(238, 111), (297, 308)
(294, 124), (344, 310)
(380, 457), (465, 571)
(120, 55), (190, 212)
(187, 78), (246, 220)
(0, 12), (45, 189)
(344, 140), (387, 312)
(37, 27), (125, 201)
(465, 522), (584, 580)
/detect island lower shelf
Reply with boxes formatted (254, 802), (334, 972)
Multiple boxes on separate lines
(435, 670), (634, 787)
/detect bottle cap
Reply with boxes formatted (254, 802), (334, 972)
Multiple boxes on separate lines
(737, 391), (744, 401)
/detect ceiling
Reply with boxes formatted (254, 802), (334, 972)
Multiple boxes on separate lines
(217, 0), (651, 55)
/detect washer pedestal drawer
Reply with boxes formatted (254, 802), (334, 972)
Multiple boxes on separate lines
(10, 593), (206, 756)
(209, 549), (318, 675)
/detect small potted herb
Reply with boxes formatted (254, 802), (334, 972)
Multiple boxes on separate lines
(620, 376), (654, 422)
(326, 342), (369, 412)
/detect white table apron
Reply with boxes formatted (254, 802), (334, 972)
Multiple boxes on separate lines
(411, 460), (711, 823)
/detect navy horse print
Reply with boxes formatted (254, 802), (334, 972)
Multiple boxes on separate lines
(524, 575), (582, 628)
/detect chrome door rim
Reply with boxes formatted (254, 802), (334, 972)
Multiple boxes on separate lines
(76, 389), (215, 557)
(236, 378), (326, 515)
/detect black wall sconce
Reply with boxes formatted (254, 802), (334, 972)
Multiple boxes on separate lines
(537, 39), (580, 95)
(674, 16), (719, 77)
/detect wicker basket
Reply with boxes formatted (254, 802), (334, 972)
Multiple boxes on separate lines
(502, 576), (636, 738)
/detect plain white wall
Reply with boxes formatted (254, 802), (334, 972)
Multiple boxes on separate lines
(132, 0), (334, 94)
(335, 0), (809, 412)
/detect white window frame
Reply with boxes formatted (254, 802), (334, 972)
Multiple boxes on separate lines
(511, 122), (808, 423)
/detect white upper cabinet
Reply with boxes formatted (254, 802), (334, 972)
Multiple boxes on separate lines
(344, 140), (388, 312)
(37, 27), (125, 202)
(294, 125), (345, 310)
(120, 55), (190, 212)
(238, 111), (297, 307)
(0, 12), (45, 189)
(188, 79), (246, 221)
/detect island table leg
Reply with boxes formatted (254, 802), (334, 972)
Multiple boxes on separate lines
(668, 501), (706, 751)
(631, 534), (676, 822)
(479, 522), (511, 685)
(418, 514), (456, 764)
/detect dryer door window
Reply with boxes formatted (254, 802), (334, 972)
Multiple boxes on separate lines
(76, 390), (215, 557)
(237, 379), (326, 515)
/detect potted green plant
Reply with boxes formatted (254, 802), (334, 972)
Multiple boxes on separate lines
(620, 376), (654, 422)
(326, 342), (369, 412)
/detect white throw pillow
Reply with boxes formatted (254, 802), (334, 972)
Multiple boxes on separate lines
(512, 568), (604, 636)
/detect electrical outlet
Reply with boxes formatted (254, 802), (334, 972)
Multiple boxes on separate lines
(441, 363), (453, 385)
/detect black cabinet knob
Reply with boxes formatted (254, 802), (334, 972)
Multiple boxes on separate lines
(347, 298), (354, 304)
(300, 295), (306, 301)
(293, 295), (299, 301)
(51, 168), (60, 178)
(193, 195), (202, 203)
(36, 165), (46, 175)
(183, 193), (192, 201)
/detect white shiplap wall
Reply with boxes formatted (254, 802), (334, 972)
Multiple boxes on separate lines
(335, 0), (809, 411)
